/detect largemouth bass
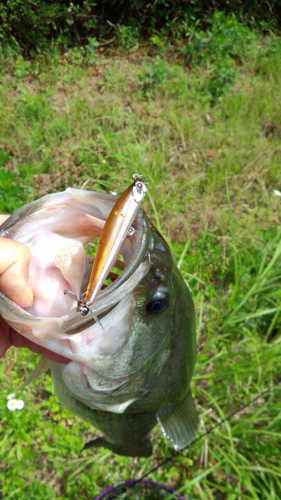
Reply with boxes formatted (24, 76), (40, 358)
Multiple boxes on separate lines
(0, 187), (198, 457)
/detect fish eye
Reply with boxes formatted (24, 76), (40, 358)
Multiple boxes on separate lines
(145, 290), (170, 313)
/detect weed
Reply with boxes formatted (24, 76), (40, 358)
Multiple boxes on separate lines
(0, 147), (11, 167)
(138, 56), (170, 95)
(0, 1), (279, 53)
(84, 37), (100, 65)
(13, 55), (31, 79)
(178, 12), (259, 101)
(150, 33), (166, 48)
(180, 11), (258, 65)
(205, 60), (237, 102)
(114, 24), (140, 49)
(252, 36), (281, 83)
(0, 169), (26, 212)
(65, 37), (100, 66)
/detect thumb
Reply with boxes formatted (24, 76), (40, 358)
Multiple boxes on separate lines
(0, 237), (33, 308)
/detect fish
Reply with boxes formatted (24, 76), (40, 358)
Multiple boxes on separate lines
(0, 186), (198, 457)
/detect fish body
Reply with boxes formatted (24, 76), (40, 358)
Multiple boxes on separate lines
(0, 188), (198, 456)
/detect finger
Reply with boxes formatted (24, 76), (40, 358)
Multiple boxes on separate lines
(0, 237), (33, 308)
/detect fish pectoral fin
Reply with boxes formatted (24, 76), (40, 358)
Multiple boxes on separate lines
(157, 391), (199, 451)
(19, 355), (49, 391)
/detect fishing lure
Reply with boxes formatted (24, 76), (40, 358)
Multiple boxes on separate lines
(65, 174), (147, 316)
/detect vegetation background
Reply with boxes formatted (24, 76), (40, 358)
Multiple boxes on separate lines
(0, 1), (280, 499)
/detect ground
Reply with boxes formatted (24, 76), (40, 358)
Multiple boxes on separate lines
(0, 25), (280, 500)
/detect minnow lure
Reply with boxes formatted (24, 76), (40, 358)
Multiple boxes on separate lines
(65, 175), (147, 316)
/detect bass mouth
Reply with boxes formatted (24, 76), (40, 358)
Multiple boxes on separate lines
(63, 210), (151, 335)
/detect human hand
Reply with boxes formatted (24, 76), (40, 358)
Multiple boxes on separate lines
(0, 214), (68, 363)
(0, 215), (33, 308)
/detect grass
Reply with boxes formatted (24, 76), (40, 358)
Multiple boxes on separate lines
(0, 16), (281, 500)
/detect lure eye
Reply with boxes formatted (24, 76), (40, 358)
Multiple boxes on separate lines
(145, 290), (170, 313)
(135, 180), (144, 192)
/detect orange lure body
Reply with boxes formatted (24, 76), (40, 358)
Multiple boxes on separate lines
(84, 175), (147, 307)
